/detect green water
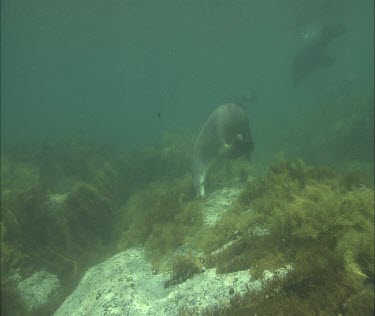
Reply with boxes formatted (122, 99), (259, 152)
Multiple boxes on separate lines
(2, 0), (373, 159)
(1, 1), (374, 315)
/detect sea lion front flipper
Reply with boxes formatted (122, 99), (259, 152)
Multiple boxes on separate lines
(220, 143), (233, 156)
(220, 133), (244, 156)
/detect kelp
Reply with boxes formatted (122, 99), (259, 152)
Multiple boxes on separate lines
(1, 127), (373, 315)
(201, 158), (374, 315)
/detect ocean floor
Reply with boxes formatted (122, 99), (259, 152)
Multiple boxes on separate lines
(51, 183), (287, 316)
(53, 247), (289, 316)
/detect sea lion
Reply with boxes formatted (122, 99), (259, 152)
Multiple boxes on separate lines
(192, 103), (254, 197)
(292, 23), (347, 86)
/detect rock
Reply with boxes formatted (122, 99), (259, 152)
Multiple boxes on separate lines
(202, 185), (242, 227)
(17, 270), (60, 311)
(54, 248), (261, 316)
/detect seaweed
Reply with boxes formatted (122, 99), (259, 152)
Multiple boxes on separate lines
(164, 252), (203, 287)
(0, 277), (28, 316)
(116, 175), (202, 269)
(201, 159), (374, 315)
(1, 126), (373, 315)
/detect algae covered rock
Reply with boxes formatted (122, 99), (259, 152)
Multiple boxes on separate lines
(53, 248), (257, 316)
(200, 159), (374, 315)
(17, 270), (61, 312)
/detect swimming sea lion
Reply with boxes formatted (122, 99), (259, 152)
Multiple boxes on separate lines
(192, 103), (254, 197)
(292, 23), (347, 86)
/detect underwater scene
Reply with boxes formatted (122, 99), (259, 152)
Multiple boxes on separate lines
(1, 0), (374, 315)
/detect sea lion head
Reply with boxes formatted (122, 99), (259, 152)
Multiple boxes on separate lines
(219, 104), (254, 158)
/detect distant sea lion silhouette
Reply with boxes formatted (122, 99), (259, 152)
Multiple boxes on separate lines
(292, 23), (347, 86)
(192, 103), (254, 197)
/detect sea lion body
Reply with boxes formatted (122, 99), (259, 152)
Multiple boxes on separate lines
(192, 103), (254, 197)
(292, 23), (347, 86)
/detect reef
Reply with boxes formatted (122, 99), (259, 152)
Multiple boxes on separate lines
(283, 93), (374, 175)
(1, 93), (373, 314)
(0, 133), (197, 315)
(201, 158), (374, 315)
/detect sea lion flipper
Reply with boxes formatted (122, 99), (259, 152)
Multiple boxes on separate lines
(219, 143), (233, 156)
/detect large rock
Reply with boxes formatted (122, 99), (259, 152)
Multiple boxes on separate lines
(54, 248), (260, 316)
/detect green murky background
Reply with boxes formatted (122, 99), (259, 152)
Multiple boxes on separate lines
(1, 1), (374, 315)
